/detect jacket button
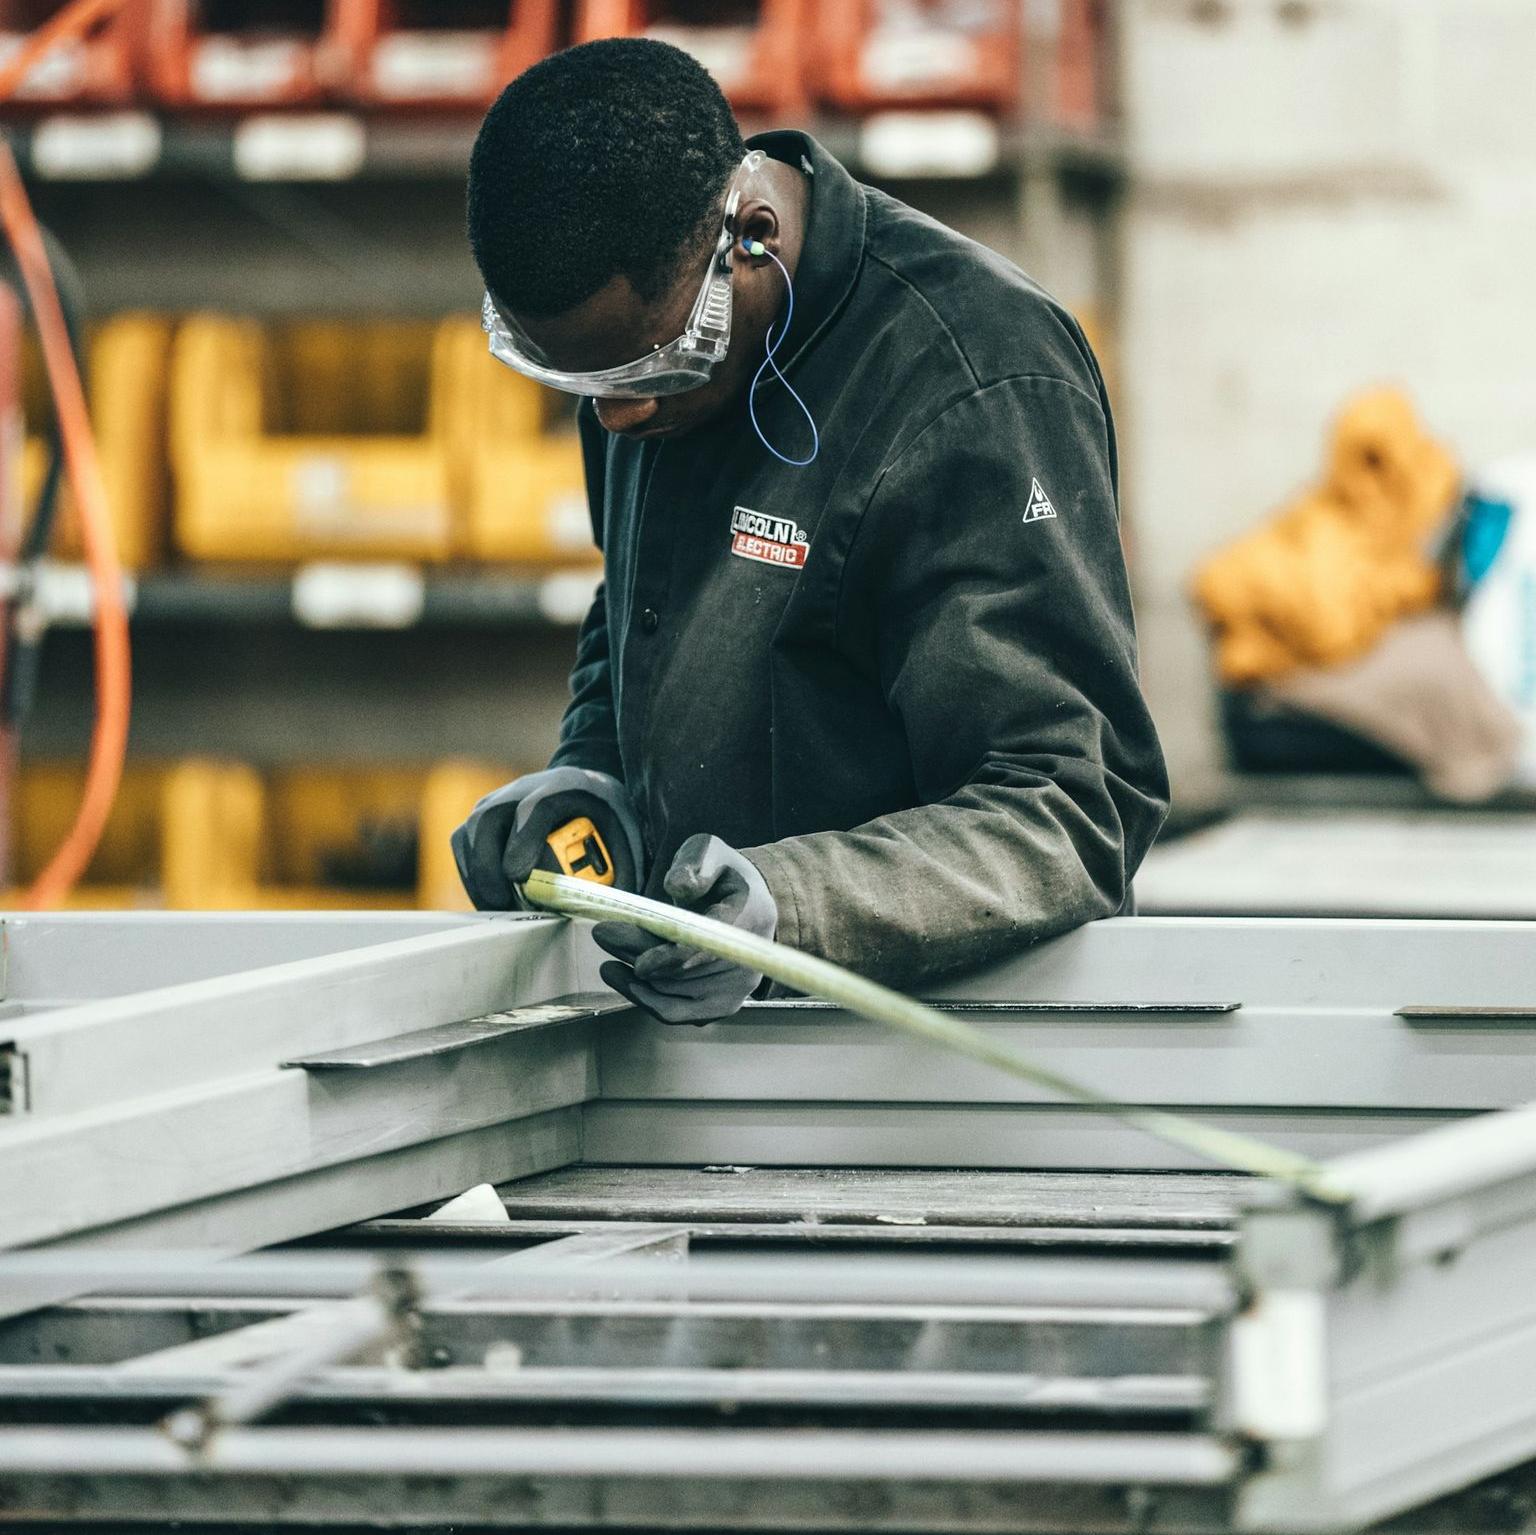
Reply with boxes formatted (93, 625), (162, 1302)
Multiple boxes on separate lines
(640, 608), (659, 634)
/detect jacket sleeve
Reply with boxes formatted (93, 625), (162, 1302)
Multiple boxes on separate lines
(742, 374), (1169, 987)
(547, 402), (625, 781)
(548, 584), (624, 779)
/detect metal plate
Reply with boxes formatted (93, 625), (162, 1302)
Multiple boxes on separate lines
(284, 993), (629, 1069)
(749, 1000), (1243, 1015)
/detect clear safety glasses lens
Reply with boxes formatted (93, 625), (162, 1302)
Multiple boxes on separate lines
(481, 282), (721, 399)
(479, 151), (764, 400)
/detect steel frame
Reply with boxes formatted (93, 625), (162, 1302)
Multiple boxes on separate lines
(1, 910), (1536, 1532)
(1234, 1108), (1536, 1529)
(0, 910), (599, 1315)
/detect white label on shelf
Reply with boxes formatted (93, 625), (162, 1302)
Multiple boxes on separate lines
(861, 29), (980, 91)
(29, 561), (138, 627)
(192, 37), (306, 101)
(538, 570), (602, 626)
(547, 491), (594, 552)
(293, 454), (350, 512)
(644, 26), (751, 91)
(31, 112), (162, 180)
(0, 35), (86, 99)
(859, 111), (1000, 178)
(292, 562), (425, 630)
(290, 455), (448, 543)
(234, 114), (367, 181)
(371, 33), (496, 99)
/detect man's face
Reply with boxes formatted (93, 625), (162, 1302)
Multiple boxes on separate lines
(498, 243), (771, 441)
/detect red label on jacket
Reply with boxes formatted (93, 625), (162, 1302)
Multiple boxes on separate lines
(730, 505), (809, 569)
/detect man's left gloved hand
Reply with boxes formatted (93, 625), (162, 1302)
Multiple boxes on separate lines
(593, 833), (777, 1025)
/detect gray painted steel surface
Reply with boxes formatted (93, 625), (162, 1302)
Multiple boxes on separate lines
(3, 911), (1536, 1531)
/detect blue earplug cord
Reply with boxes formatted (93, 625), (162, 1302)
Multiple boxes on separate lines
(742, 237), (819, 467)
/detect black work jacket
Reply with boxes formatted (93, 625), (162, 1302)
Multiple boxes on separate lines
(550, 131), (1169, 987)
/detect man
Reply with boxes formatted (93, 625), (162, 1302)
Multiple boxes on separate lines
(453, 38), (1168, 1022)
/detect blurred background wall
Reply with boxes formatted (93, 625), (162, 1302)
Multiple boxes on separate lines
(1117, 0), (1536, 787)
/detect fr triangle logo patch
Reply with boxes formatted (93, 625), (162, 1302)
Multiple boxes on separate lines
(1023, 478), (1057, 523)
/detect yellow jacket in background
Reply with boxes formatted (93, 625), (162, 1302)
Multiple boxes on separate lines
(1191, 388), (1459, 685)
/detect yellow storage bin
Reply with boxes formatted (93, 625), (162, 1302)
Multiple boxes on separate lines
(20, 314), (175, 570)
(432, 314), (545, 461)
(8, 759), (170, 906)
(416, 758), (522, 911)
(11, 759), (421, 911)
(464, 434), (593, 563)
(160, 758), (267, 909)
(9, 757), (537, 912)
(435, 316), (597, 566)
(159, 759), (422, 911)
(269, 764), (425, 895)
(11, 758), (272, 910)
(170, 316), (455, 562)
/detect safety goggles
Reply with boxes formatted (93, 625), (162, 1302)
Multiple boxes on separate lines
(481, 150), (764, 400)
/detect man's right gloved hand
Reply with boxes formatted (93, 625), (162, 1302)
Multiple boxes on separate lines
(450, 767), (645, 911)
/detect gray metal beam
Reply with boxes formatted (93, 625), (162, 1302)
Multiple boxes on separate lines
(348, 1216), (1234, 1253)
(0, 1425), (1244, 1483)
(917, 917), (1536, 1011)
(0, 1109), (582, 1319)
(0, 1250), (1236, 1312)
(0, 1362), (1211, 1415)
(1, 1018), (595, 1247)
(488, 1165), (1252, 1228)
(3, 914), (597, 1116)
(118, 1225), (689, 1375)
(0, 1464), (1236, 1532)
(582, 1101), (1461, 1171)
(1323, 1100), (1536, 1224)
(1237, 1187), (1536, 1531)
(0, 910), (483, 1004)
(0, 1297), (1223, 1379)
(598, 996), (1536, 1112)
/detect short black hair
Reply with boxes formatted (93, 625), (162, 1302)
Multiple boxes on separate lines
(467, 38), (747, 318)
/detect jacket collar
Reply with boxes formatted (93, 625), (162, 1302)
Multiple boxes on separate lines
(745, 130), (867, 370)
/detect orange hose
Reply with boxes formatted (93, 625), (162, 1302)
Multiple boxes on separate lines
(0, 0), (127, 104)
(0, 143), (131, 909)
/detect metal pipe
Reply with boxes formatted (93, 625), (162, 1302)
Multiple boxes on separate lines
(1322, 1099), (1536, 1222)
(0, 1249), (1236, 1314)
(0, 1364), (1211, 1414)
(9, 916), (564, 1118)
(523, 871), (1346, 1198)
(162, 1297), (396, 1451)
(0, 1426), (1243, 1485)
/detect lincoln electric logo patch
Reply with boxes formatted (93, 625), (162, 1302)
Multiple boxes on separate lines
(730, 505), (809, 569)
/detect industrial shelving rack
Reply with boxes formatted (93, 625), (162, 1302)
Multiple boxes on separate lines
(20, 104), (1124, 775)
(7, 5), (1129, 900)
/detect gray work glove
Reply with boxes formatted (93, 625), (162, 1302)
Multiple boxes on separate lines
(451, 767), (645, 911)
(593, 833), (776, 1025)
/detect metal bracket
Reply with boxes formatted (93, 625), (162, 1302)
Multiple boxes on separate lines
(1397, 1006), (1536, 1025)
(282, 994), (629, 1070)
(746, 999), (1242, 1015)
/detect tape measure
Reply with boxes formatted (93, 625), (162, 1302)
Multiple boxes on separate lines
(538, 817), (617, 886)
(521, 868), (1352, 1204)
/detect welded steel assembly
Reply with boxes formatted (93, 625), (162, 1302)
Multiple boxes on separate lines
(2, 910), (1536, 1530)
